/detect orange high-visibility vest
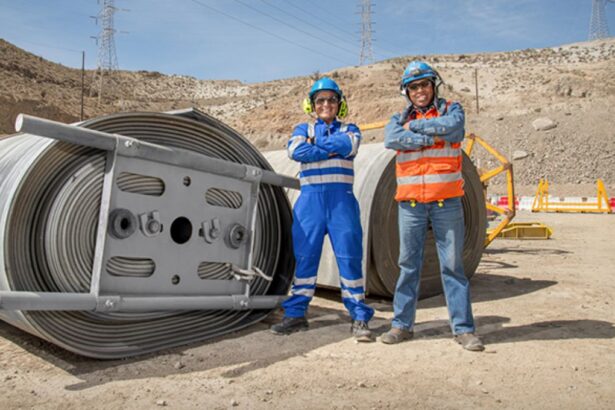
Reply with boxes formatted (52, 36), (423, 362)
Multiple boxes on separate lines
(395, 103), (464, 203)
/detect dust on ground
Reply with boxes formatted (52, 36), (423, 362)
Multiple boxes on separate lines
(1, 211), (613, 409)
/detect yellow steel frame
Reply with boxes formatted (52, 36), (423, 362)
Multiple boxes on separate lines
(531, 178), (612, 213)
(463, 133), (515, 246)
(493, 222), (553, 239)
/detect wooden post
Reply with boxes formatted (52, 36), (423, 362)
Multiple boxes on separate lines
(474, 68), (480, 114)
(80, 51), (85, 121)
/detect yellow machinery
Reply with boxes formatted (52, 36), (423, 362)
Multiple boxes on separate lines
(532, 178), (613, 213)
(493, 222), (553, 239)
(463, 133), (516, 246)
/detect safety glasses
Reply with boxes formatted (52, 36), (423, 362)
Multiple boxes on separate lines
(314, 96), (340, 106)
(407, 80), (433, 92)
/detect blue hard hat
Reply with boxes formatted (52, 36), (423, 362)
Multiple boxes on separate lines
(400, 61), (438, 88)
(309, 77), (343, 100)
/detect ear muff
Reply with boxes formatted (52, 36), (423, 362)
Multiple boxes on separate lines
(337, 97), (348, 119)
(302, 97), (313, 115)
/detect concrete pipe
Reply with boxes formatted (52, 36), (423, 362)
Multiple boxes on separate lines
(264, 142), (486, 298)
(0, 109), (294, 359)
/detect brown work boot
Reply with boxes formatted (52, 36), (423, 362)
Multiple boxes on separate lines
(380, 327), (413, 344)
(351, 320), (374, 342)
(454, 332), (485, 352)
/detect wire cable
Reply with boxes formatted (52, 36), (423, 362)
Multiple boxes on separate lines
(189, 0), (349, 65)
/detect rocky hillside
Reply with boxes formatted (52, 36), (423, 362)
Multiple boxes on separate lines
(1, 38), (614, 195)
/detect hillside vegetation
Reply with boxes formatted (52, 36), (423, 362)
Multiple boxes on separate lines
(1, 38), (614, 194)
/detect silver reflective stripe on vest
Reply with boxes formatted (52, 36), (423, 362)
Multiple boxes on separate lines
(347, 132), (360, 157)
(397, 171), (462, 185)
(301, 158), (354, 171)
(300, 174), (354, 185)
(288, 135), (307, 158)
(307, 123), (315, 138)
(397, 145), (461, 163)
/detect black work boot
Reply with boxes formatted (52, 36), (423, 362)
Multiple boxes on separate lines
(351, 320), (374, 342)
(270, 316), (309, 335)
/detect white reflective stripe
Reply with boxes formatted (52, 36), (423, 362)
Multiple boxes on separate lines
(397, 147), (461, 163)
(340, 277), (364, 288)
(346, 132), (360, 157)
(307, 123), (315, 138)
(397, 172), (463, 185)
(301, 158), (354, 171)
(292, 288), (315, 297)
(288, 135), (307, 158)
(339, 123), (348, 133)
(293, 277), (317, 286)
(341, 289), (365, 301)
(300, 174), (354, 185)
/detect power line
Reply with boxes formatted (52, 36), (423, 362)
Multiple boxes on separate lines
(284, 0), (401, 58)
(233, 0), (357, 58)
(189, 0), (348, 65)
(259, 0), (363, 57)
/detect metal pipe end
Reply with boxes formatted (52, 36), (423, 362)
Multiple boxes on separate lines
(15, 114), (24, 132)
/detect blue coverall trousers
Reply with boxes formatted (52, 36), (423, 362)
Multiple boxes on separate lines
(282, 190), (375, 322)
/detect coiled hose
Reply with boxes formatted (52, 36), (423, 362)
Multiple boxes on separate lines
(0, 110), (294, 359)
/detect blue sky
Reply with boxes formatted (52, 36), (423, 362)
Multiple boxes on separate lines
(1, 0), (614, 83)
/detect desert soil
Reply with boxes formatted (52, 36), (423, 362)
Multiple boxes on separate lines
(1, 211), (614, 409)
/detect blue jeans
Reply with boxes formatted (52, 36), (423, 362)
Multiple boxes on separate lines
(392, 197), (475, 335)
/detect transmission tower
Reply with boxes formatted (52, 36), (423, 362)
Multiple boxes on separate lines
(91, 0), (121, 103)
(359, 0), (375, 65)
(589, 0), (615, 40)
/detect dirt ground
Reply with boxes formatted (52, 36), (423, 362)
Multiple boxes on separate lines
(1, 211), (613, 409)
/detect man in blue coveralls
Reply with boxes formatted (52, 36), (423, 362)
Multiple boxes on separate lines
(270, 77), (375, 342)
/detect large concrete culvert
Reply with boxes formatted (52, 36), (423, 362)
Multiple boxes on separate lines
(265, 143), (487, 299)
(0, 109), (295, 359)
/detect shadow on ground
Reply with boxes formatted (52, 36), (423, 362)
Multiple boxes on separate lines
(0, 303), (365, 391)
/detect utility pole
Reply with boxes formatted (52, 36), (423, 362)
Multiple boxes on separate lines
(359, 0), (375, 65)
(81, 51), (85, 120)
(91, 0), (122, 104)
(589, 0), (615, 40)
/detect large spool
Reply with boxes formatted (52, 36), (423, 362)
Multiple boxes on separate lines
(0, 110), (294, 359)
(264, 143), (486, 298)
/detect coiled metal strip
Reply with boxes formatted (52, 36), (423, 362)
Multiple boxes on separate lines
(0, 111), (294, 358)
(264, 145), (486, 298)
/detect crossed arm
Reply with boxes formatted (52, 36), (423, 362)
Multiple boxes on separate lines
(384, 102), (465, 151)
(287, 123), (362, 163)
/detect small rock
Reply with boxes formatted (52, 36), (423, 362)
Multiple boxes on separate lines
(156, 400), (167, 407)
(231, 399), (239, 407)
(532, 117), (557, 131)
(265, 390), (273, 395)
(358, 381), (367, 388)
(512, 150), (529, 160)
(476, 380), (483, 385)
(174, 361), (185, 370)
(496, 116), (504, 121)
